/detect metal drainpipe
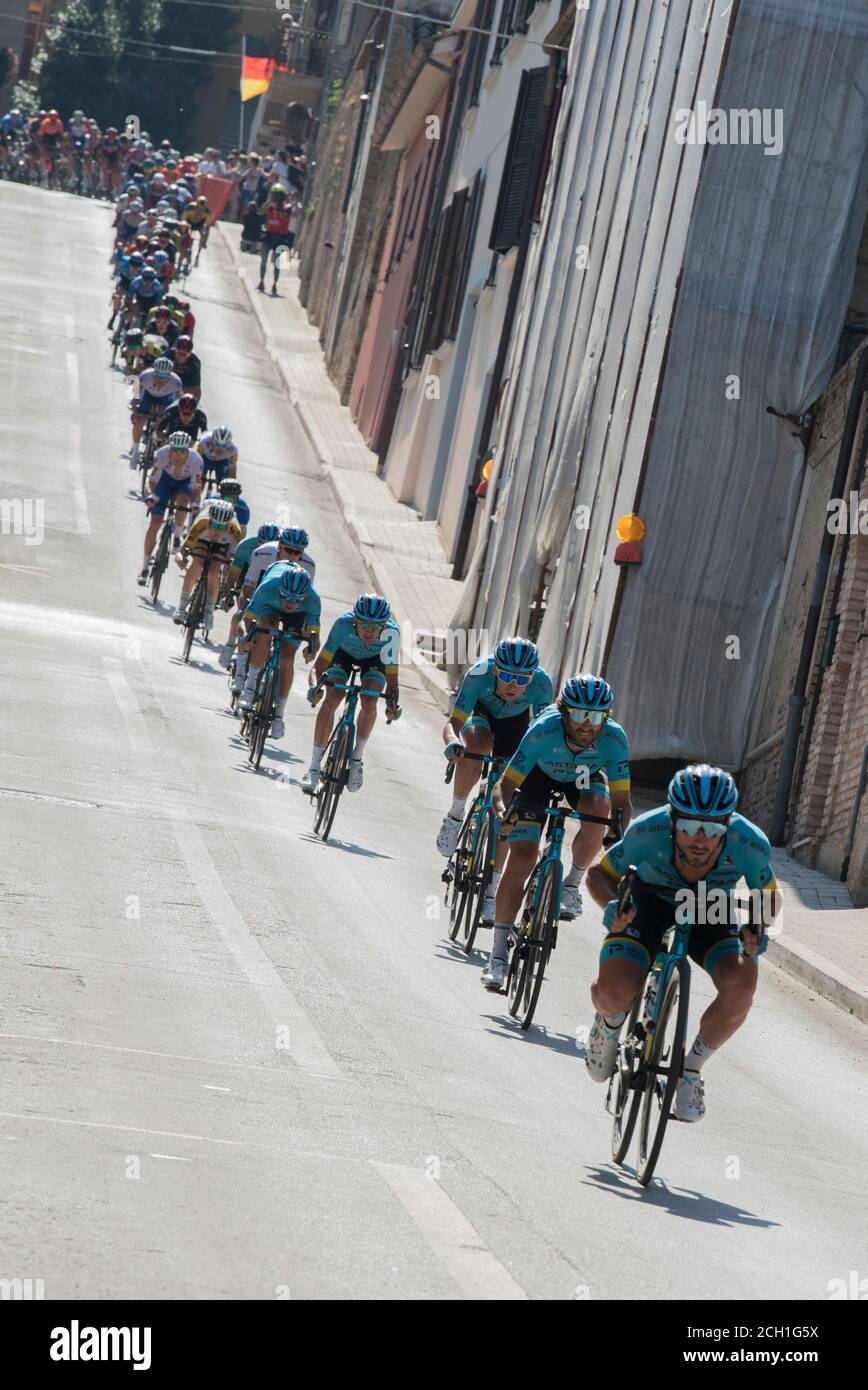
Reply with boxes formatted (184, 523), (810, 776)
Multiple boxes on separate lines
(770, 346), (868, 844)
(841, 744), (868, 883)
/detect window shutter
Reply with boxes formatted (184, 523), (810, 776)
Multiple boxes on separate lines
(488, 66), (548, 253)
(424, 198), (461, 353)
(468, 0), (497, 107)
(411, 203), (450, 367)
(443, 174), (484, 341)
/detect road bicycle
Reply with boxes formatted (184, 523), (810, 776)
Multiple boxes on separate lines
(304, 670), (400, 842)
(137, 407), (165, 497)
(180, 542), (226, 663)
(441, 751), (505, 955)
(503, 793), (618, 1031)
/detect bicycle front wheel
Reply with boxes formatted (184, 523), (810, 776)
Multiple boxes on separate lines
(517, 861), (558, 1030)
(635, 960), (689, 1187)
(463, 807), (494, 955)
(149, 522), (171, 604)
(183, 579), (205, 662)
(314, 723), (351, 841)
(446, 812), (475, 943)
(248, 666), (276, 770)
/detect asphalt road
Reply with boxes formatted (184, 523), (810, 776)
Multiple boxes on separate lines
(1, 183), (866, 1301)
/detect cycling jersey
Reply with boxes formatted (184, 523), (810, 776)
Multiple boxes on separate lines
(138, 367), (183, 401)
(245, 562), (321, 634)
(599, 807), (777, 902)
(197, 432), (238, 466)
(451, 655), (553, 725)
(168, 349), (200, 391)
(319, 611), (401, 671)
(126, 275), (163, 306)
(182, 515), (243, 556)
(502, 706), (631, 792)
(150, 445), (202, 483)
(245, 542), (316, 591)
(229, 534), (261, 578)
(183, 206), (209, 228)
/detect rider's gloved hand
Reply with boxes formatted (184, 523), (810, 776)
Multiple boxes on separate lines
(444, 740), (464, 762)
(307, 684), (322, 707)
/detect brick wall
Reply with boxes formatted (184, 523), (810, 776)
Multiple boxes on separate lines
(740, 340), (868, 903)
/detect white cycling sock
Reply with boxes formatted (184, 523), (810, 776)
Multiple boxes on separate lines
(685, 1033), (717, 1073)
(353, 736), (368, 761)
(141, 554), (150, 572)
(274, 695), (287, 716)
(564, 863), (584, 888)
(449, 794), (467, 820)
(309, 742), (326, 772)
(487, 869), (502, 896)
(235, 652), (248, 675)
(603, 1011), (626, 1030)
(243, 664), (261, 691)
(491, 924), (511, 961)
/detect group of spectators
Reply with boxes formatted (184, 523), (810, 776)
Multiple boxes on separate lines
(196, 143), (306, 225)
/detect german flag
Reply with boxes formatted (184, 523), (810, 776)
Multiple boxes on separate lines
(241, 35), (285, 103)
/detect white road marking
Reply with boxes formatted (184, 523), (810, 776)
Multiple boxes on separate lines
(65, 353), (91, 536)
(150, 1154), (193, 1162)
(203, 1085), (231, 1092)
(102, 659), (343, 1082)
(0, 1110), (242, 1146)
(373, 1162), (528, 1300)
(0, 563), (53, 576)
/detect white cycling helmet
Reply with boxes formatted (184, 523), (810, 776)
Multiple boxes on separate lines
(168, 431), (192, 450)
(212, 425), (233, 446)
(207, 500), (234, 529)
(153, 357), (174, 377)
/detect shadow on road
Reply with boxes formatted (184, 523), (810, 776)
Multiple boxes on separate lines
(298, 832), (392, 860)
(481, 1014), (582, 1057)
(580, 1164), (781, 1227)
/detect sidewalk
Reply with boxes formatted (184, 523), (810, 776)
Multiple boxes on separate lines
(215, 224), (868, 1028)
(215, 224), (461, 713)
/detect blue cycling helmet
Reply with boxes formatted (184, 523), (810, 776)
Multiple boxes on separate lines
(560, 674), (614, 711)
(494, 636), (539, 674)
(128, 252), (144, 268)
(257, 523), (280, 542)
(668, 764), (738, 817)
(280, 526), (309, 550)
(279, 564), (312, 600)
(354, 594), (391, 623)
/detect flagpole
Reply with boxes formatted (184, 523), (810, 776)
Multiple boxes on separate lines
(239, 34), (246, 150)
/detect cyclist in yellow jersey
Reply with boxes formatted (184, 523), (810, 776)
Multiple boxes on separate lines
(173, 499), (243, 632)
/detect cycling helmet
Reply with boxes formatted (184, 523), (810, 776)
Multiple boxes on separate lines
(72, 109), (84, 118)
(257, 523), (281, 542)
(218, 479), (243, 499)
(153, 357), (174, 377)
(175, 334), (193, 351)
(48, 109), (59, 118)
(667, 765), (738, 818)
(177, 393), (197, 411)
(140, 265), (157, 279)
(127, 252), (144, 268)
(196, 195), (208, 207)
(168, 431), (192, 450)
(560, 674), (613, 711)
(212, 425), (233, 446)
(279, 565), (312, 600)
(353, 594), (391, 623)
(106, 125), (117, 137)
(153, 305), (171, 318)
(123, 328), (143, 344)
(160, 138), (172, 150)
(129, 199), (143, 213)
(207, 499), (234, 529)
(494, 636), (539, 674)
(164, 294), (180, 309)
(152, 251), (169, 267)
(280, 526), (309, 550)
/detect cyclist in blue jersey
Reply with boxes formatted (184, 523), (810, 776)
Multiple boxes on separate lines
(224, 525), (314, 676)
(584, 764), (781, 1121)
(301, 594), (401, 794)
(437, 638), (553, 923)
(237, 564), (321, 739)
(483, 674), (633, 992)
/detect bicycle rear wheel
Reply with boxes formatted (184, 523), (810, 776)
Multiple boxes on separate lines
(149, 520), (171, 604)
(140, 424), (156, 497)
(314, 723), (351, 841)
(517, 862), (558, 1030)
(183, 578), (205, 662)
(463, 807), (494, 955)
(248, 666), (276, 770)
(635, 960), (689, 1187)
(609, 994), (644, 1165)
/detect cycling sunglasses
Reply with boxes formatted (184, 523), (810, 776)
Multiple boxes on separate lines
(281, 545), (304, 559)
(674, 817), (730, 839)
(565, 707), (609, 727)
(493, 664), (532, 687)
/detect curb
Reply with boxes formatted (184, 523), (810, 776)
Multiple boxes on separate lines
(766, 936), (868, 1025)
(217, 225), (453, 714)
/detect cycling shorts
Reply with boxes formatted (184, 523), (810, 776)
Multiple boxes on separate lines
(150, 473), (192, 516)
(599, 884), (746, 976)
(135, 389), (176, 416)
(324, 648), (386, 691)
(463, 704), (529, 758)
(505, 765), (608, 844)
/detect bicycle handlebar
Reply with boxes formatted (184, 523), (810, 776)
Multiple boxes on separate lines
(444, 749), (498, 784)
(510, 799), (618, 829)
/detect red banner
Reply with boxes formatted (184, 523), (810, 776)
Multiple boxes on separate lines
(197, 175), (234, 222)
